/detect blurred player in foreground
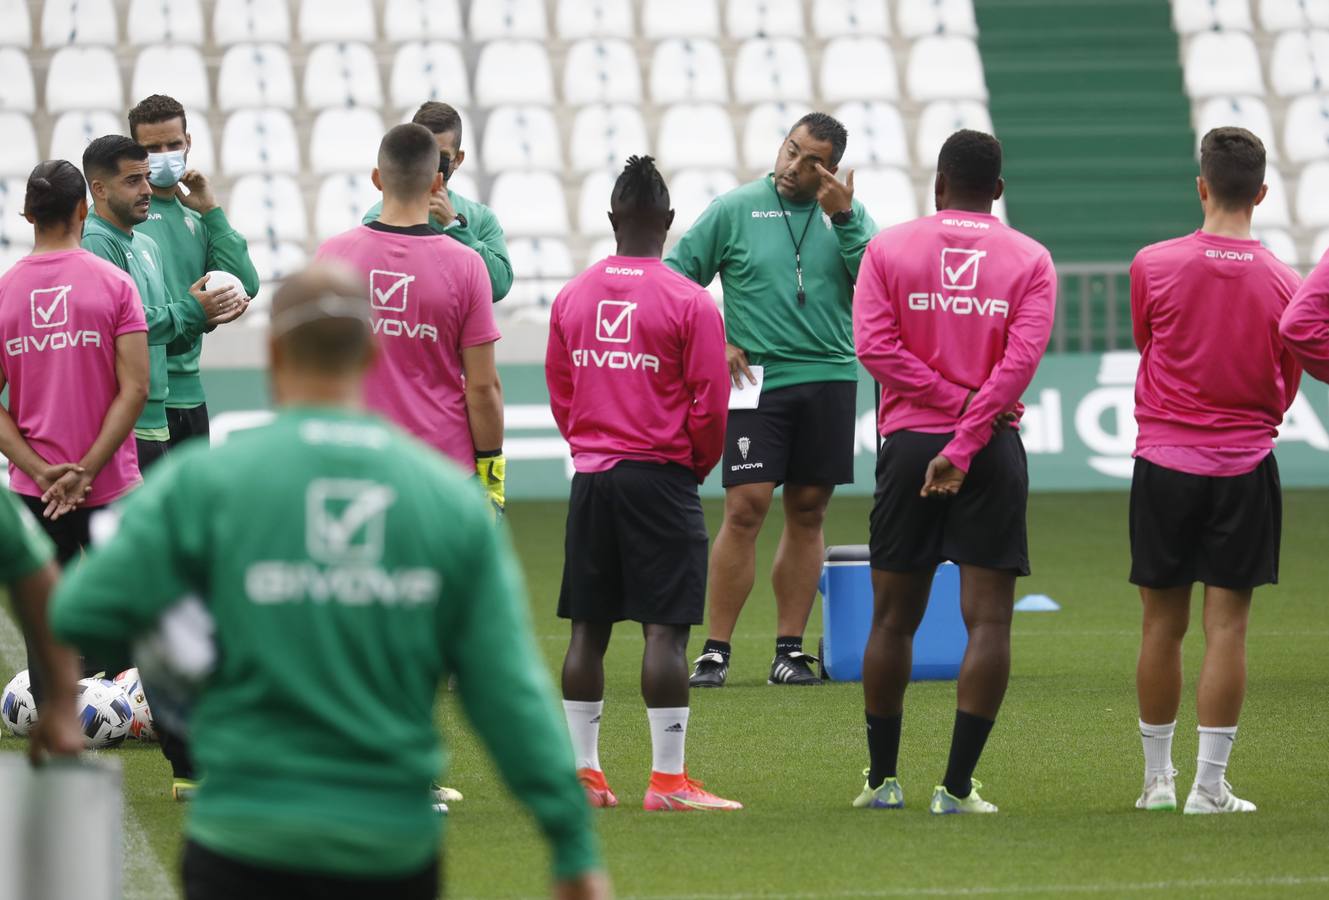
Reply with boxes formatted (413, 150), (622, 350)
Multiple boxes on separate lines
(547, 156), (738, 811)
(1129, 128), (1301, 815)
(1280, 247), (1329, 383)
(49, 265), (609, 900)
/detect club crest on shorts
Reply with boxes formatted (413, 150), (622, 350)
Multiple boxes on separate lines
(738, 436), (750, 461)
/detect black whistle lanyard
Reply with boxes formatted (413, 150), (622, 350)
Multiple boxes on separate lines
(774, 187), (818, 307)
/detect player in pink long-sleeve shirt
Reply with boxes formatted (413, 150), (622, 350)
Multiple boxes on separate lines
(1281, 247), (1329, 383)
(851, 130), (1056, 815)
(1130, 128), (1303, 817)
(546, 156), (738, 813)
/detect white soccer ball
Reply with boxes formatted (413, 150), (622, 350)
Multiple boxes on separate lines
(113, 668), (156, 742)
(76, 678), (133, 749)
(2, 670), (38, 737)
(204, 269), (249, 302)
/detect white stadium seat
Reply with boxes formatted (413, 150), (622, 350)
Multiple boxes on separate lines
(298, 0), (376, 43)
(657, 103), (738, 170)
(46, 47), (122, 114)
(390, 42), (471, 111)
(489, 171), (569, 236)
(834, 101), (909, 168)
(1253, 163), (1291, 227)
(1185, 32), (1265, 97)
(1294, 160), (1329, 226)
(227, 174), (308, 242)
(475, 41), (555, 106)
(564, 39), (643, 106)
(221, 109), (300, 175)
(303, 42), (383, 111)
(0, 178), (33, 250)
(726, 0), (805, 39)
(482, 105), (564, 173)
(586, 236), (618, 266)
(556, 0), (634, 39)
(1194, 96), (1279, 160)
(742, 101), (813, 170)
(212, 0), (291, 45)
(315, 173), (381, 241)
(907, 36), (987, 101)
(1270, 30), (1329, 97)
(128, 0), (205, 45)
(1314, 228), (1329, 263)
(898, 0), (978, 38)
(1251, 227), (1299, 266)
(924, 189), (1008, 223)
(0, 113), (38, 175)
(42, 0), (117, 47)
(819, 37), (899, 103)
(1283, 94), (1329, 163)
(569, 105), (651, 173)
(0, 48), (35, 112)
(246, 238), (308, 284)
(443, 171), (479, 204)
(0, 1), (31, 47)
(1259, 0), (1329, 31)
(733, 38), (814, 104)
(184, 110), (216, 174)
(470, 0), (548, 40)
(812, 0), (891, 38)
(309, 108), (383, 174)
(133, 45), (210, 111)
(384, 0), (463, 41)
(507, 238), (576, 279)
(48, 111), (123, 169)
(853, 167), (919, 228)
(1171, 0), (1253, 34)
(670, 168), (740, 232)
(650, 39), (730, 104)
(577, 171), (618, 236)
(217, 44), (296, 111)
(641, 0), (721, 39)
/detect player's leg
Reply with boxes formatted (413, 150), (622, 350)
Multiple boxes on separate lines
(562, 620), (616, 807)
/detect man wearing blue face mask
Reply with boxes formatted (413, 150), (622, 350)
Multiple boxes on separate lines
(129, 94), (261, 451)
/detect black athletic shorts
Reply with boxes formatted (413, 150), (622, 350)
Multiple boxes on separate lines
(869, 429), (1030, 575)
(721, 380), (857, 488)
(136, 436), (170, 473)
(17, 492), (94, 567)
(168, 403), (211, 449)
(558, 461), (708, 625)
(1129, 455), (1281, 590)
(183, 841), (439, 900)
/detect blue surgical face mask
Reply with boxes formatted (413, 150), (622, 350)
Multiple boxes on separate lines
(147, 150), (187, 188)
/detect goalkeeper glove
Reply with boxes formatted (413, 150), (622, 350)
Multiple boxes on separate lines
(475, 451), (506, 518)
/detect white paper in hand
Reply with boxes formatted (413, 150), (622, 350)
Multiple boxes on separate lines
(729, 365), (764, 410)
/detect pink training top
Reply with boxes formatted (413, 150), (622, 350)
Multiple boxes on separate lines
(1281, 246), (1329, 384)
(546, 255), (729, 481)
(1130, 231), (1301, 474)
(853, 210), (1057, 472)
(316, 224), (499, 468)
(0, 249), (147, 506)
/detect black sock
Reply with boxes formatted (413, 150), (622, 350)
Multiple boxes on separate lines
(775, 635), (802, 658)
(702, 639), (731, 663)
(942, 710), (995, 798)
(866, 712), (903, 788)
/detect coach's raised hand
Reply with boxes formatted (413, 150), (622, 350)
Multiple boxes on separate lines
(429, 187), (459, 228)
(814, 163), (854, 216)
(176, 169), (217, 215)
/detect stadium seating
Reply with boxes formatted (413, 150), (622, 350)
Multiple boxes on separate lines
(302, 42), (384, 111)
(1171, 0), (1253, 34)
(470, 0), (549, 41)
(0, 47), (36, 112)
(1184, 32), (1265, 97)
(46, 46), (122, 113)
(1194, 96), (1279, 159)
(641, 0), (722, 39)
(1253, 164), (1292, 228)
(310, 109), (384, 174)
(212, 0), (292, 45)
(507, 237), (577, 279)
(1283, 94), (1329, 163)
(671, 168), (740, 231)
(812, 0), (891, 37)
(228, 174), (309, 242)
(489, 171), (570, 236)
(556, 0), (635, 39)
(1259, 0), (1329, 31)
(743, 101), (813, 169)
(384, 0), (464, 41)
(819, 37), (899, 102)
(852, 167), (918, 228)
(389, 42), (471, 110)
(49, 110), (123, 168)
(733, 38), (815, 104)
(1269, 30), (1329, 97)
(906, 36), (987, 101)
(474, 40), (555, 106)
(315, 174), (381, 241)
(128, 0), (206, 46)
(482, 105), (565, 173)
(217, 44), (297, 111)
(835, 101), (910, 168)
(726, 0), (806, 39)
(297, 0), (376, 43)
(221, 109), (300, 175)
(0, 113), (38, 175)
(650, 39), (730, 103)
(132, 45), (210, 111)
(563, 39), (643, 106)
(1294, 160), (1329, 227)
(0, 177), (33, 249)
(570, 105), (652, 173)
(914, 100), (992, 163)
(657, 103), (738, 169)
(0, 1), (30, 47)
(577, 171), (618, 236)
(184, 110), (217, 173)
(42, 0), (118, 47)
(897, 0), (978, 38)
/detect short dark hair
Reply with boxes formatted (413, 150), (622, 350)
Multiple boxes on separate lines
(127, 94), (187, 141)
(1200, 127), (1266, 210)
(378, 123), (440, 198)
(789, 112), (848, 167)
(611, 155), (669, 217)
(270, 264), (372, 374)
(23, 160), (87, 229)
(82, 134), (149, 182)
(938, 129), (1003, 198)
(412, 101), (463, 146)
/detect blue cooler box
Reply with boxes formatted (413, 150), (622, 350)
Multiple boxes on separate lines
(818, 545), (966, 681)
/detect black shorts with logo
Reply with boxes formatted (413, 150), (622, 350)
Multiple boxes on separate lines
(869, 429), (1030, 575)
(558, 461), (709, 625)
(721, 380), (857, 488)
(1129, 455), (1281, 590)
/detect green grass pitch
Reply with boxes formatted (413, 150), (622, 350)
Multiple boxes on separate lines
(4, 491), (1329, 898)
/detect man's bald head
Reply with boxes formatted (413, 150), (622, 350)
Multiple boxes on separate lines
(270, 263), (373, 375)
(376, 123), (441, 201)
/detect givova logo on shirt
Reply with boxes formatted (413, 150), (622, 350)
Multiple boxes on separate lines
(31, 286), (70, 329)
(906, 248), (1010, 319)
(369, 269), (438, 343)
(306, 479), (396, 564)
(571, 300), (661, 372)
(5, 285), (103, 356)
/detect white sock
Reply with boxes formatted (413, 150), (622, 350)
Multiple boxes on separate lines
(647, 706), (689, 775)
(562, 700), (603, 772)
(1139, 719), (1176, 780)
(1195, 725), (1238, 793)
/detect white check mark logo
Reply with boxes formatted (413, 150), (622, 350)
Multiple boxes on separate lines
(599, 303), (635, 337)
(942, 251), (985, 287)
(321, 486), (396, 553)
(370, 271), (414, 310)
(32, 286), (71, 327)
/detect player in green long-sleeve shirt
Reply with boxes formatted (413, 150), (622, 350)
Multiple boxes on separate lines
(130, 94), (261, 449)
(666, 112), (878, 690)
(49, 265), (608, 900)
(362, 101), (513, 303)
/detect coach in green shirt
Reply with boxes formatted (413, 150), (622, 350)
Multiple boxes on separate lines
(130, 94), (261, 448)
(667, 112), (876, 689)
(363, 101), (513, 303)
(50, 264), (608, 900)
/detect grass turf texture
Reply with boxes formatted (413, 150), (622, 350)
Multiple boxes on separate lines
(4, 491), (1328, 899)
